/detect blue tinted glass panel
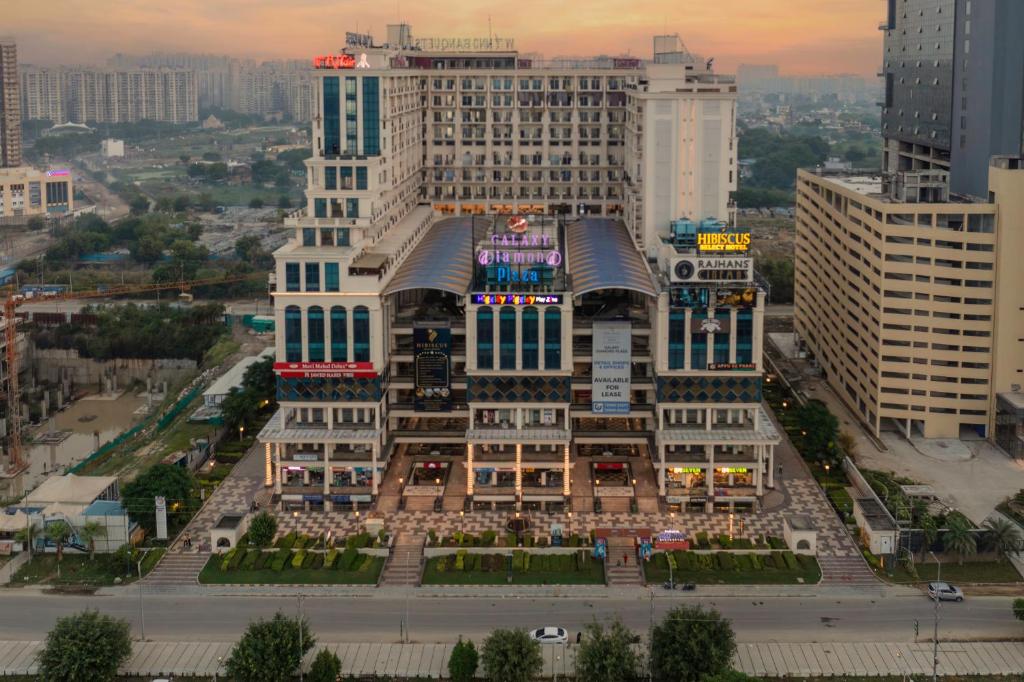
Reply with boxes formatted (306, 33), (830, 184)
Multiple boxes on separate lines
(330, 307), (347, 361)
(325, 167), (337, 190)
(304, 263), (320, 292)
(521, 307), (538, 370)
(285, 306), (302, 362)
(285, 263), (300, 292)
(302, 228), (316, 246)
(356, 167), (368, 190)
(307, 306), (325, 362)
(325, 263), (340, 292)
(362, 77), (380, 155)
(314, 198), (327, 218)
(543, 308), (561, 369)
(668, 310), (685, 369)
(323, 77), (340, 156)
(353, 306), (370, 362)
(499, 307), (516, 370)
(477, 308), (493, 369)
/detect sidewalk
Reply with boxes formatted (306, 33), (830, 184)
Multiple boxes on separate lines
(3, 639), (1023, 678)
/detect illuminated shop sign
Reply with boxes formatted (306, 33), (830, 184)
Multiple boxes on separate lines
(45, 169), (70, 177)
(698, 232), (751, 252)
(716, 467), (749, 474)
(471, 293), (562, 306)
(414, 36), (515, 51)
(414, 324), (452, 413)
(708, 362), (757, 371)
(672, 256), (753, 284)
(273, 361), (377, 378)
(312, 54), (371, 69)
(672, 467), (703, 474)
(477, 217), (563, 284)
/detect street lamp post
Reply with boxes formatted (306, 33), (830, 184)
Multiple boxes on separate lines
(137, 557), (145, 641)
(297, 595), (305, 682)
(239, 425), (245, 442)
(929, 551), (941, 682)
(459, 510), (465, 534)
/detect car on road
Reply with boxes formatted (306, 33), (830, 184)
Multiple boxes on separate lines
(530, 627), (568, 644)
(927, 581), (964, 602)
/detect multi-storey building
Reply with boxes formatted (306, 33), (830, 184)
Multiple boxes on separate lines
(19, 66), (65, 124)
(0, 38), (22, 168)
(0, 165), (74, 219)
(794, 160), (1024, 443)
(258, 27), (779, 515)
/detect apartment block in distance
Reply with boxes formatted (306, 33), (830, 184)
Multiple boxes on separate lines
(0, 37), (22, 168)
(794, 159), (1024, 448)
(258, 25), (780, 515)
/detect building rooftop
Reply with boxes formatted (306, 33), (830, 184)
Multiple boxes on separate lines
(25, 474), (117, 506)
(382, 216), (476, 297)
(856, 497), (897, 531)
(785, 514), (816, 531)
(566, 218), (657, 298)
(203, 348), (274, 399)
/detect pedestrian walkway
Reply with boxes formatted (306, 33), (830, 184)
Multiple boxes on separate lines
(143, 552), (210, 586)
(604, 536), (643, 586)
(380, 533), (424, 586)
(3, 639), (1023, 678)
(818, 554), (879, 587)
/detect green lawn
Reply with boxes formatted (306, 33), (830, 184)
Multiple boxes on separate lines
(884, 560), (1021, 586)
(421, 554), (605, 585)
(8, 548), (165, 587)
(642, 551), (821, 586)
(198, 554), (384, 585)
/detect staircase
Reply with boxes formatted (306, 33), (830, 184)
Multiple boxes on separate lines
(604, 536), (644, 586)
(818, 554), (879, 587)
(380, 533), (424, 586)
(144, 552), (210, 586)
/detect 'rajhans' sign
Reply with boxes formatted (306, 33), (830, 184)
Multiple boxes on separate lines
(591, 321), (631, 415)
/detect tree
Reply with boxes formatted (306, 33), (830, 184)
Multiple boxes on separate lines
(759, 258), (794, 304)
(448, 638), (479, 682)
(130, 234), (165, 265)
(918, 514), (939, 561)
(796, 400), (839, 462)
(121, 464), (196, 534)
(574, 619), (642, 682)
(129, 195), (150, 215)
(703, 672), (757, 682)
(278, 194), (292, 209)
(249, 197), (265, 209)
(248, 511), (278, 547)
(77, 520), (107, 560)
(14, 521), (39, 554)
(982, 517), (1023, 562)
(480, 628), (543, 682)
(45, 520), (73, 562)
(179, 154), (191, 165)
(27, 215), (46, 231)
(943, 514), (978, 565)
(202, 151), (222, 162)
(650, 605), (736, 682)
(38, 610), (132, 682)
(308, 648), (341, 682)
(196, 192), (216, 212)
(1013, 598), (1024, 622)
(221, 386), (259, 430)
(173, 194), (192, 212)
(225, 612), (315, 682)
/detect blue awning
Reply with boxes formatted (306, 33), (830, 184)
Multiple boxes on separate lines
(383, 217), (475, 296)
(566, 218), (657, 297)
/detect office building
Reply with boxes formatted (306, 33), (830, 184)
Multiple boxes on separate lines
(0, 38), (22, 168)
(0, 165), (74, 219)
(258, 27), (779, 514)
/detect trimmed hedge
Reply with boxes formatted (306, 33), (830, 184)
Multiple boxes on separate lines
(324, 549), (339, 569)
(291, 550), (307, 569)
(337, 548), (359, 571)
(240, 549), (260, 570)
(782, 551), (799, 570)
(270, 548), (290, 571)
(219, 549), (237, 572)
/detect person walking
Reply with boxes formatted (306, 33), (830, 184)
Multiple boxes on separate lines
(622, 552), (629, 566)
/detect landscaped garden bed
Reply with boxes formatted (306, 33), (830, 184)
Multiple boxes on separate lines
(198, 545), (384, 585)
(421, 549), (604, 585)
(425, 529), (590, 549)
(642, 550), (821, 585)
(9, 547), (165, 587)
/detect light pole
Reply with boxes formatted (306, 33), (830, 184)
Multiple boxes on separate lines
(297, 595), (305, 682)
(239, 425), (245, 442)
(929, 550), (941, 682)
(137, 557), (145, 641)
(404, 548), (411, 643)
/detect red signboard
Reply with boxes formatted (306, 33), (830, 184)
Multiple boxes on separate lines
(274, 361), (376, 379)
(313, 54), (356, 69)
(594, 462), (625, 471)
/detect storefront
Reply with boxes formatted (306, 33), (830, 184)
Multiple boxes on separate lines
(410, 461), (449, 486)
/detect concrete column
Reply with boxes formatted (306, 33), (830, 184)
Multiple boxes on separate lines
(40, 391), (48, 421)
(753, 291), (766, 369)
(274, 443), (283, 495)
(371, 441), (379, 495)
(729, 308), (738, 363)
(706, 407), (713, 431)
(755, 446), (764, 496)
(767, 445), (775, 488)
(684, 308), (692, 370)
(706, 444), (715, 512)
(658, 445), (666, 496)
(323, 443), (331, 496)
(467, 443), (474, 496)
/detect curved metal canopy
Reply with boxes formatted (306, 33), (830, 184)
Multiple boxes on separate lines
(383, 217), (475, 296)
(566, 218), (657, 297)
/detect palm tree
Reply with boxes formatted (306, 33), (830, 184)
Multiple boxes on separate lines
(918, 514), (938, 561)
(44, 521), (73, 562)
(942, 514), (977, 566)
(982, 517), (1023, 562)
(14, 521), (38, 555)
(77, 521), (107, 560)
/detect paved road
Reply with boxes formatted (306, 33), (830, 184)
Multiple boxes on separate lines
(0, 591), (1016, 643)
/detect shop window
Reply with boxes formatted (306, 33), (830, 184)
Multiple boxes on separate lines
(477, 307), (494, 369)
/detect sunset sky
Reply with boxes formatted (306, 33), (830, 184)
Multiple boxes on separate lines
(8, 0), (883, 76)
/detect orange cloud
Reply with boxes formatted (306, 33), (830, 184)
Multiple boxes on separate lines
(8, 0), (882, 76)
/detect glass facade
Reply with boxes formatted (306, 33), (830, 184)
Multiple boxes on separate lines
(304, 263), (320, 292)
(356, 167), (368, 190)
(285, 263), (300, 292)
(346, 198), (360, 218)
(330, 306), (347, 361)
(544, 307), (561, 369)
(307, 306), (325, 362)
(668, 310), (685, 369)
(712, 311), (731, 365)
(353, 306), (370, 362)
(521, 306), (539, 370)
(736, 310), (753, 364)
(302, 228), (316, 246)
(314, 198), (327, 218)
(323, 77), (340, 156)
(477, 307), (494, 369)
(362, 77), (381, 155)
(345, 77), (357, 153)
(325, 262), (340, 292)
(499, 306), (516, 369)
(285, 306), (302, 361)
(325, 167), (337, 190)
(690, 310), (707, 370)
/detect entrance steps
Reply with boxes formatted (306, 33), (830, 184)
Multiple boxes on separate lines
(604, 536), (644, 586)
(143, 552), (210, 586)
(381, 533), (425, 586)
(818, 554), (879, 586)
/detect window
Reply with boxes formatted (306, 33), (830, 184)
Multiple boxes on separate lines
(285, 306), (302, 362)
(356, 167), (368, 190)
(345, 77), (357, 152)
(353, 306), (370, 362)
(668, 310), (685, 369)
(477, 307), (494, 369)
(302, 228), (316, 246)
(712, 311), (731, 364)
(304, 263), (320, 292)
(736, 310), (753, 364)
(314, 198), (327, 218)
(323, 77), (340, 155)
(325, 263), (340, 292)
(337, 228), (350, 246)
(362, 77), (380, 155)
(521, 307), (539, 369)
(307, 306), (325, 362)
(544, 307), (561, 369)
(690, 311), (708, 370)
(330, 306), (347, 361)
(340, 166), (353, 189)
(346, 198), (359, 218)
(325, 167), (337, 190)
(285, 263), (300, 292)
(498, 307), (517, 369)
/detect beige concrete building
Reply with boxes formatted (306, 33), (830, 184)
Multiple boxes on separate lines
(0, 165), (73, 219)
(0, 38), (23, 168)
(794, 158), (1024, 445)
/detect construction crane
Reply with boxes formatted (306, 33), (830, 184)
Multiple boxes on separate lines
(0, 271), (267, 481)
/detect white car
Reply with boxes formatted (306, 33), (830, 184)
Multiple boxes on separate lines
(530, 626), (568, 644)
(927, 581), (964, 602)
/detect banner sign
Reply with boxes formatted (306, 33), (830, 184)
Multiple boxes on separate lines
(414, 324), (452, 412)
(471, 293), (562, 305)
(708, 362), (756, 371)
(591, 321), (631, 415)
(690, 316), (730, 334)
(274, 362), (377, 379)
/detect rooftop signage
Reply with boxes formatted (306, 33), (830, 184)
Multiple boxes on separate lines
(45, 169), (70, 177)
(414, 36), (515, 52)
(698, 232), (751, 252)
(312, 54), (371, 69)
(471, 293), (562, 306)
(477, 215), (562, 284)
(345, 32), (373, 48)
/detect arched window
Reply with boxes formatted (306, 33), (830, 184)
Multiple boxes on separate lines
(330, 306), (347, 361)
(499, 306), (516, 369)
(353, 306), (370, 362)
(521, 307), (538, 370)
(544, 307), (561, 369)
(307, 306), (325, 362)
(476, 307), (494, 369)
(284, 306), (302, 362)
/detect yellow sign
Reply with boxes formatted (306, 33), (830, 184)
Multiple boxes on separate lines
(698, 232), (751, 252)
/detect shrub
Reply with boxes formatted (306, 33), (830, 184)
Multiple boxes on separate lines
(428, 529), (438, 545)
(254, 551), (272, 570)
(309, 552), (324, 569)
(241, 549), (260, 570)
(357, 555), (374, 571)
(770, 552), (787, 569)
(748, 554), (762, 570)
(448, 638), (479, 682)
(293, 535), (308, 550)
(324, 549), (338, 569)
(732, 538), (754, 550)
(717, 534), (733, 549)
(346, 532), (371, 549)
(436, 556), (449, 573)
(38, 610), (132, 682)
(308, 649), (342, 682)
(716, 552), (737, 571)
(733, 554), (753, 570)
(275, 532), (297, 551)
(796, 554), (816, 569)
(220, 548), (238, 572)
(506, 532), (517, 547)
(512, 550), (525, 572)
(337, 548), (359, 571)
(767, 536), (787, 550)
(781, 551), (799, 570)
(482, 530), (497, 546)
(248, 512), (277, 547)
(291, 550), (306, 569)
(455, 550), (467, 571)
(270, 549), (290, 572)
(469, 553), (481, 571)
(696, 532), (710, 550)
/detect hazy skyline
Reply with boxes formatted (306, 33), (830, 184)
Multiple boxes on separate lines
(8, 0), (882, 76)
